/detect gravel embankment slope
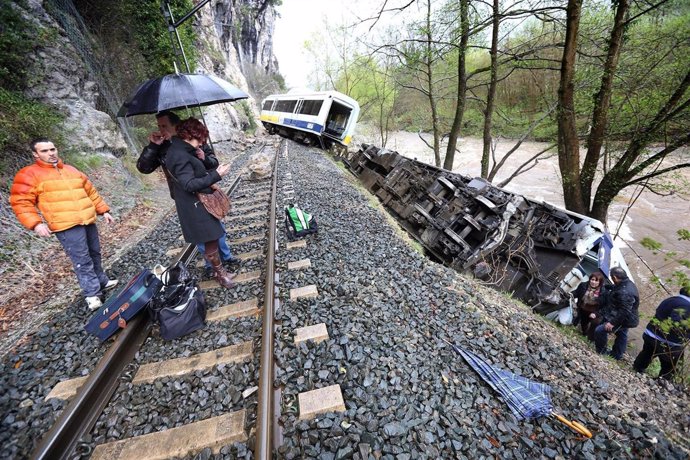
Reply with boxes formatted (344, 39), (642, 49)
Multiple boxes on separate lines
(274, 142), (689, 460)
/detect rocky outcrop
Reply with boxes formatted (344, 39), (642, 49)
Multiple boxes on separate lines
(17, 0), (279, 151)
(193, 0), (280, 140)
(19, 0), (127, 155)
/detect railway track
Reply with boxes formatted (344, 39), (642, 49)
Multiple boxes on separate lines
(31, 141), (281, 459)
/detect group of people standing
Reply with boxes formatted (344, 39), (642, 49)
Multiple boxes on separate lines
(572, 267), (690, 380)
(9, 112), (239, 311)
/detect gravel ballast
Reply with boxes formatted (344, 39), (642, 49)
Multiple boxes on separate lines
(273, 141), (689, 459)
(1, 138), (688, 459)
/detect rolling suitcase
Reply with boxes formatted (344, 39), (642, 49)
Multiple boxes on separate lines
(85, 269), (161, 341)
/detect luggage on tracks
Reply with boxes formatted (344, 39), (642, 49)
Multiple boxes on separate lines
(85, 269), (162, 341)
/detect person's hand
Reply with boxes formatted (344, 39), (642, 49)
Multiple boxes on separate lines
(604, 322), (614, 332)
(217, 164), (230, 176)
(34, 223), (51, 237)
(589, 313), (596, 319)
(102, 212), (115, 225)
(148, 131), (166, 145)
(195, 147), (205, 160)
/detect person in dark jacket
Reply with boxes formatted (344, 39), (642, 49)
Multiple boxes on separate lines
(633, 287), (690, 379)
(163, 117), (234, 288)
(137, 111), (239, 271)
(591, 267), (639, 360)
(572, 271), (606, 339)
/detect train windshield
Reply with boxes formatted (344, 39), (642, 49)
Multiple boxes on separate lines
(324, 101), (352, 138)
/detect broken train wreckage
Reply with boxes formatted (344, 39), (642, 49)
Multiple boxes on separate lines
(344, 144), (629, 318)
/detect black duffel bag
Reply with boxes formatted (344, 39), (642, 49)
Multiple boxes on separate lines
(149, 262), (207, 340)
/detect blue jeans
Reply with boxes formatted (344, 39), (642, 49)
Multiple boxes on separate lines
(196, 223), (232, 267)
(593, 323), (628, 360)
(55, 224), (108, 297)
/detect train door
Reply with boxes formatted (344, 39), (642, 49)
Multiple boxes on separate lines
(324, 101), (353, 139)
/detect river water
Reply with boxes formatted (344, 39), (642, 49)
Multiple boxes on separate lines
(355, 128), (690, 353)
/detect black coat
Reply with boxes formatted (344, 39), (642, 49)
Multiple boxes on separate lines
(600, 278), (640, 328)
(137, 141), (218, 199)
(163, 137), (223, 244)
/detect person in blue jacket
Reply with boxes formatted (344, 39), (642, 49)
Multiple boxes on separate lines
(633, 287), (690, 380)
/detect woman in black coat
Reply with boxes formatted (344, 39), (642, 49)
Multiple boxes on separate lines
(572, 271), (606, 340)
(163, 117), (234, 288)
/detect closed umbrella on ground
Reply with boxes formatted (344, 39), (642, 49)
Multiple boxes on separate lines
(449, 342), (592, 438)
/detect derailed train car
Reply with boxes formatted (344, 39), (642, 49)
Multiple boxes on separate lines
(344, 144), (630, 314)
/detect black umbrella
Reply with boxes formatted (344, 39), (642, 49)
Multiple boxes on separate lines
(117, 73), (249, 117)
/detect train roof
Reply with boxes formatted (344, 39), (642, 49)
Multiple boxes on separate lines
(263, 90), (359, 108)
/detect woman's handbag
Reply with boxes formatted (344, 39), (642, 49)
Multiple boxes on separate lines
(197, 184), (231, 220)
(149, 262), (207, 340)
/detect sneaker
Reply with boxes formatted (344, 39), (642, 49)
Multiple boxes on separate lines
(104, 279), (119, 290)
(86, 296), (102, 311)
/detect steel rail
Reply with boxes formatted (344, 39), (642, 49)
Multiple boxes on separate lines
(254, 141), (281, 458)
(31, 175), (242, 460)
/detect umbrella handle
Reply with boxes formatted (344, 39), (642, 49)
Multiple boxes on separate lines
(552, 413), (593, 438)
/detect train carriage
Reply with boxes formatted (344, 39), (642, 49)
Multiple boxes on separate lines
(259, 90), (360, 151)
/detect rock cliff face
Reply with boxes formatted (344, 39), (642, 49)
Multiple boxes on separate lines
(19, 0), (279, 152)
(20, 0), (128, 155)
(193, 0), (280, 140)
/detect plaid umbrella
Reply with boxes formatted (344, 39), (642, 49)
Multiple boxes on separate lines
(450, 342), (592, 438)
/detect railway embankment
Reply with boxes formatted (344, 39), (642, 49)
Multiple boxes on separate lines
(0, 137), (688, 458)
(273, 142), (689, 459)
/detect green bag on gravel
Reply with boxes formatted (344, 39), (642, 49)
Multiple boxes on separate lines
(285, 204), (318, 240)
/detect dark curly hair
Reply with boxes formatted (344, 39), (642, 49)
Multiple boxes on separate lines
(176, 117), (209, 143)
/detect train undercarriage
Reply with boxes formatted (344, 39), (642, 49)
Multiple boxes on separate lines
(343, 144), (613, 312)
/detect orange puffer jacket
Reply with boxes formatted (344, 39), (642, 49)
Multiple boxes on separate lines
(10, 159), (110, 232)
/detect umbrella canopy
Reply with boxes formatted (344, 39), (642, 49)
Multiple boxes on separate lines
(450, 343), (592, 437)
(453, 345), (552, 420)
(117, 73), (249, 117)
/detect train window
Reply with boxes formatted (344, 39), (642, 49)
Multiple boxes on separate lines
(299, 100), (322, 115)
(299, 100), (313, 114)
(262, 100), (274, 111)
(275, 99), (298, 113)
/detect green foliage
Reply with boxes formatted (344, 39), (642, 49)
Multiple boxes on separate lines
(641, 237), (663, 252)
(0, 88), (64, 177)
(642, 230), (690, 292)
(0, 0), (33, 91)
(61, 150), (104, 172)
(120, 0), (198, 75)
(678, 229), (690, 241)
(237, 101), (257, 134)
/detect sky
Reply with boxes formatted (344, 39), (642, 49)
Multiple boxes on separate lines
(273, 0), (353, 90)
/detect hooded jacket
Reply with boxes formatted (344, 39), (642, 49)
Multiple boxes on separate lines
(9, 159), (109, 232)
(600, 278), (640, 328)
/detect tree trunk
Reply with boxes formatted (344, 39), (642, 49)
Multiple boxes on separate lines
(557, 0), (586, 214)
(481, 0), (499, 178)
(444, 0), (469, 170)
(424, 0), (442, 167)
(581, 0), (628, 209)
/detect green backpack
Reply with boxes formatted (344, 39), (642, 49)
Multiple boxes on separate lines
(285, 205), (318, 240)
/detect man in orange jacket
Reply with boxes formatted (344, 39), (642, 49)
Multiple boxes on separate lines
(10, 139), (118, 311)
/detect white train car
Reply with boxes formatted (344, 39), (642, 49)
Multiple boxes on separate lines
(259, 90), (360, 150)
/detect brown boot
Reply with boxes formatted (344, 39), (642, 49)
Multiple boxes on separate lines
(205, 248), (236, 288)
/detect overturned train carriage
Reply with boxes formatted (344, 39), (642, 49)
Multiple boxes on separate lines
(345, 144), (625, 312)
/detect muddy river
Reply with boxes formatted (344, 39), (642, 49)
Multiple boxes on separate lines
(355, 128), (690, 354)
